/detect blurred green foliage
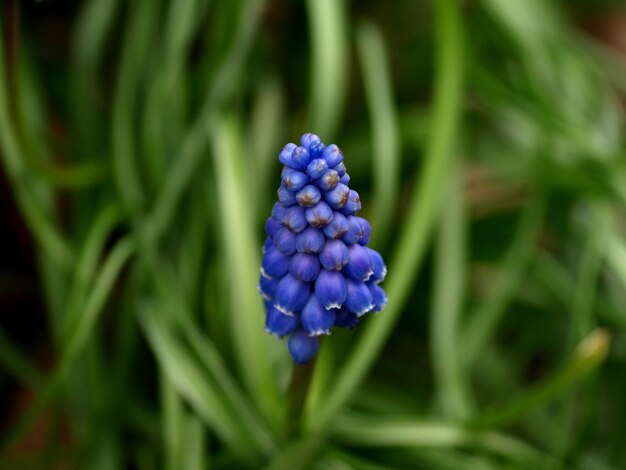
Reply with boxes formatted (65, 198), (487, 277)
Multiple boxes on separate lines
(0, 0), (625, 468)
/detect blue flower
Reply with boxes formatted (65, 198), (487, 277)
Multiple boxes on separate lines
(260, 134), (388, 363)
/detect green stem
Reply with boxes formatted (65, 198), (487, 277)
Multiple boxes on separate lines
(287, 359), (317, 440)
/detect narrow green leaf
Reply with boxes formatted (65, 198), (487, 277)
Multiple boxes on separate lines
(356, 21), (400, 246)
(305, 0), (348, 139)
(209, 116), (283, 426)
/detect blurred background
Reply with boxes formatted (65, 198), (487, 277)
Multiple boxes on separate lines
(1, 0), (626, 468)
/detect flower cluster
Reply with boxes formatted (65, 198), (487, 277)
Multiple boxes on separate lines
(259, 133), (387, 364)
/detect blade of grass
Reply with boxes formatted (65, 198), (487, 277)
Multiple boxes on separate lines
(356, 21), (400, 246)
(470, 329), (610, 429)
(461, 193), (545, 365)
(181, 413), (206, 470)
(0, 32), (74, 269)
(332, 413), (555, 467)
(209, 115), (283, 427)
(111, 0), (158, 214)
(0, 237), (135, 458)
(161, 372), (184, 470)
(138, 305), (259, 462)
(305, 0), (348, 139)
(141, 0), (205, 190)
(430, 164), (472, 420)
(146, 0), (268, 244)
(71, 0), (120, 149)
(148, 258), (278, 456)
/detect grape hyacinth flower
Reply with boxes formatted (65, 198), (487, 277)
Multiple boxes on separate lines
(259, 133), (387, 364)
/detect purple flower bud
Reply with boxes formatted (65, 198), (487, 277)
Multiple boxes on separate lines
(344, 243), (374, 281)
(339, 173), (350, 185)
(319, 239), (349, 271)
(283, 206), (307, 233)
(322, 212), (349, 239)
(323, 144), (343, 167)
(315, 269), (347, 309)
(334, 307), (359, 328)
(288, 329), (319, 364)
(281, 168), (309, 191)
(356, 217), (371, 245)
(261, 245), (290, 279)
(317, 169), (340, 191)
(333, 161), (346, 177)
(289, 253), (321, 282)
(367, 282), (387, 312)
(366, 247), (387, 283)
(296, 185), (322, 207)
(258, 275), (278, 300)
(278, 143), (298, 166)
(291, 146), (311, 170)
(295, 227), (325, 253)
(274, 274), (310, 315)
(309, 140), (326, 158)
(301, 295), (335, 336)
(342, 216), (365, 245)
(265, 217), (282, 238)
(301, 133), (320, 148)
(271, 202), (287, 222)
(265, 302), (299, 337)
(324, 183), (350, 209)
(340, 190), (361, 215)
(273, 227), (297, 255)
(307, 158), (328, 179)
(305, 201), (334, 228)
(345, 278), (374, 316)
(262, 236), (273, 254)
(278, 185), (297, 206)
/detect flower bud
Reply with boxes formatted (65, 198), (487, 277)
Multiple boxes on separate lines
(291, 146), (311, 170)
(288, 329), (320, 364)
(333, 161), (346, 177)
(289, 253), (321, 282)
(344, 243), (374, 281)
(342, 216), (365, 245)
(281, 168), (309, 191)
(271, 202), (287, 222)
(367, 282), (388, 312)
(323, 144), (343, 167)
(265, 302), (299, 337)
(356, 217), (371, 245)
(315, 269), (347, 309)
(339, 173), (350, 185)
(301, 133), (320, 149)
(345, 278), (374, 316)
(278, 143), (298, 166)
(261, 245), (290, 278)
(274, 274), (310, 315)
(296, 185), (321, 207)
(322, 211), (349, 239)
(305, 201), (334, 228)
(273, 227), (297, 255)
(324, 183), (350, 209)
(319, 239), (349, 271)
(295, 227), (325, 253)
(265, 217), (282, 238)
(365, 247), (386, 283)
(283, 206), (307, 233)
(278, 185), (297, 206)
(307, 158), (328, 179)
(258, 275), (278, 300)
(301, 295), (335, 336)
(340, 190), (361, 215)
(317, 169), (340, 191)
